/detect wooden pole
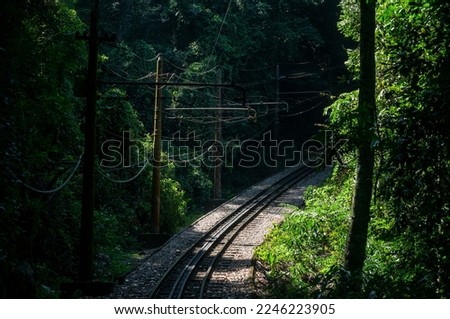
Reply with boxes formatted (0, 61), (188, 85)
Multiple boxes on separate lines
(213, 69), (222, 200)
(151, 55), (163, 234)
(79, 0), (99, 281)
(272, 64), (280, 167)
(274, 64), (280, 141)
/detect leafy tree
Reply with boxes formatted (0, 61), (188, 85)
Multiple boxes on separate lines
(323, 0), (450, 297)
(375, 0), (450, 296)
(0, 0), (86, 296)
(0, 0), (350, 296)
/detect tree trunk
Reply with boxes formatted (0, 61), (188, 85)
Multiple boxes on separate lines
(343, 0), (376, 295)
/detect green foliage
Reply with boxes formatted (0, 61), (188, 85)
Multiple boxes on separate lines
(256, 166), (352, 297)
(160, 176), (188, 233)
(0, 0), (349, 297)
(337, 0), (360, 42)
(0, 0), (87, 296)
(0, 0), (191, 293)
(256, 163), (447, 298)
(176, 165), (213, 210)
(374, 0), (450, 296)
(324, 90), (358, 152)
(258, 0), (450, 298)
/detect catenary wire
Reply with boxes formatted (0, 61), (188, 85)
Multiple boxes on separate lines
(16, 152), (84, 194)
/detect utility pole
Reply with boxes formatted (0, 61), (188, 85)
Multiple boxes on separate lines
(272, 64), (281, 167)
(79, 0), (99, 281)
(151, 55), (163, 234)
(274, 64), (280, 141)
(213, 69), (222, 200)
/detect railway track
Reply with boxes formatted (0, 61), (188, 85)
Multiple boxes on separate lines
(149, 165), (315, 299)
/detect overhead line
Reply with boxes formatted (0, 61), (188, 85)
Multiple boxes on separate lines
(207, 0), (233, 67)
(164, 58), (220, 75)
(16, 152), (84, 194)
(98, 80), (247, 106)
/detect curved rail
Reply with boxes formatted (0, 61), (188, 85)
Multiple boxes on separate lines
(150, 166), (314, 298)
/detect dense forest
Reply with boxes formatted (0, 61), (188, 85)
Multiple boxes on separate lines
(1, 0), (449, 299)
(257, 0), (450, 298)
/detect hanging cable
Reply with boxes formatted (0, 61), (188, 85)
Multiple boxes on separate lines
(97, 161), (149, 183)
(280, 100), (328, 118)
(207, 0), (233, 68)
(16, 152), (83, 194)
(164, 58), (219, 75)
(170, 74), (237, 105)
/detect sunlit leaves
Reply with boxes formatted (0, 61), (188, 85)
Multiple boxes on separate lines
(255, 166), (353, 298)
(258, 0), (450, 298)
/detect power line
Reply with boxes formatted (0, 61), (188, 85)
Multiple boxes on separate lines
(167, 74), (241, 105)
(238, 64), (277, 72)
(207, 0), (233, 68)
(16, 153), (84, 194)
(280, 100), (328, 118)
(97, 162), (149, 183)
(278, 90), (331, 95)
(168, 116), (251, 125)
(164, 58), (219, 75)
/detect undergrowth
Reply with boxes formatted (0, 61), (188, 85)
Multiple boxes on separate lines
(255, 164), (445, 298)
(255, 165), (353, 298)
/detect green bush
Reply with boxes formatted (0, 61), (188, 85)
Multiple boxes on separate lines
(160, 175), (188, 234)
(255, 165), (352, 298)
(256, 161), (449, 298)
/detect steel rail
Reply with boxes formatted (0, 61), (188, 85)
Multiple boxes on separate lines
(149, 166), (314, 298)
(197, 167), (314, 298)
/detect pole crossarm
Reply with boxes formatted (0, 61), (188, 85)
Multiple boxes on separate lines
(219, 101), (289, 112)
(98, 81), (247, 106)
(165, 107), (250, 111)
